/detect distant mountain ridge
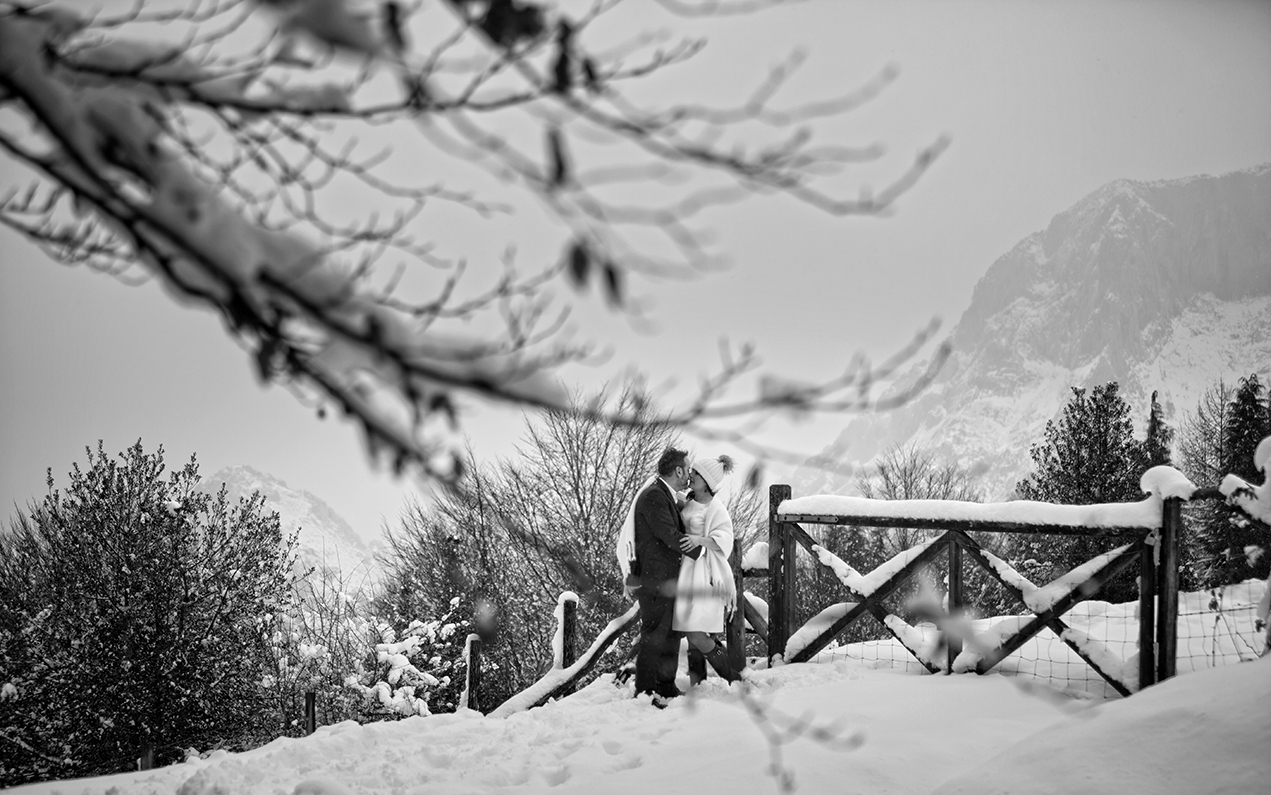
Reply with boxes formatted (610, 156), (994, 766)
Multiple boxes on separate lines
(794, 164), (1271, 499)
(201, 465), (380, 576)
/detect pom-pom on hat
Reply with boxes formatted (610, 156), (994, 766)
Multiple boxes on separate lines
(693, 454), (734, 494)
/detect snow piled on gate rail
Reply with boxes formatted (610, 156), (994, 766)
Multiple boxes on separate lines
(777, 465), (1204, 529)
(779, 494), (1163, 529)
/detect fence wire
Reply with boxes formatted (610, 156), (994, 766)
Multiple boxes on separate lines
(1175, 579), (1267, 671)
(764, 530), (1271, 698)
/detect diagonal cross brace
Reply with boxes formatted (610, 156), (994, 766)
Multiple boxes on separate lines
(952, 531), (1142, 695)
(743, 595), (769, 644)
(865, 603), (944, 674)
(788, 530), (951, 664)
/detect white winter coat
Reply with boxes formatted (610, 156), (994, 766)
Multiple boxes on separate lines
(672, 498), (736, 633)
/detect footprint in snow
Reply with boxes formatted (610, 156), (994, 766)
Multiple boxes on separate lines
(601, 741), (624, 755)
(553, 739), (584, 759)
(637, 725), (675, 744)
(421, 748), (452, 768)
(539, 765), (570, 786)
(609, 754), (642, 772)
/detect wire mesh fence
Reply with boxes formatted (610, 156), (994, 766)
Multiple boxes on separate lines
(1176, 579), (1267, 671)
(756, 517), (1271, 698)
(793, 576), (1267, 698)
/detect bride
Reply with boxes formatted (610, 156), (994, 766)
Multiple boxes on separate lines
(673, 454), (739, 684)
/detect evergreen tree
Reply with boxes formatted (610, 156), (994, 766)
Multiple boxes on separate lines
(1195, 374), (1271, 586)
(1223, 375), (1270, 482)
(1014, 383), (1149, 601)
(1017, 383), (1149, 505)
(0, 442), (296, 786)
(1143, 390), (1174, 467)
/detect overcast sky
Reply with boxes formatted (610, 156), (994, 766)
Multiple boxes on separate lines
(3, 0), (1270, 542)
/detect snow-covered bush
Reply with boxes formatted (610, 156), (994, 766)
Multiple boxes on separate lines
(251, 564), (471, 736)
(0, 441), (297, 786)
(345, 606), (469, 718)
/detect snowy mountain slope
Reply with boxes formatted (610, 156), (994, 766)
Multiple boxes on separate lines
(201, 465), (380, 576)
(795, 164), (1271, 498)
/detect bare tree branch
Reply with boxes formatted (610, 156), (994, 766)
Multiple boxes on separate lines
(0, 0), (947, 485)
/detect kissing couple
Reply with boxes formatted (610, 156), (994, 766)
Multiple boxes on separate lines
(617, 447), (740, 707)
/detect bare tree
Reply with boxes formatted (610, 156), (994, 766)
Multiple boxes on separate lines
(0, 0), (948, 483)
(855, 442), (982, 554)
(1170, 379), (1233, 589)
(378, 382), (679, 705)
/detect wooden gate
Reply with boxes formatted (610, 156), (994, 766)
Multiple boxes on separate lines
(765, 484), (1185, 695)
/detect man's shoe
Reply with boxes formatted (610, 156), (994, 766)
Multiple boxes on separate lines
(650, 694), (672, 709)
(659, 684), (683, 699)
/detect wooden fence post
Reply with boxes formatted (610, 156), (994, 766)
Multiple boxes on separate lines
(304, 691), (316, 735)
(768, 484), (794, 664)
(559, 598), (577, 696)
(1155, 497), (1181, 682)
(727, 539), (745, 674)
(464, 634), (483, 714)
(137, 741), (154, 771)
(946, 535), (962, 673)
(1137, 539), (1156, 691)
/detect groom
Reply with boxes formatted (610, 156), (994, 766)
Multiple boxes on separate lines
(631, 447), (697, 703)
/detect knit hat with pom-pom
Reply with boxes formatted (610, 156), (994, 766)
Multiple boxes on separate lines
(693, 454), (734, 494)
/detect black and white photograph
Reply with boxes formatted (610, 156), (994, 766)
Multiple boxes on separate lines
(1, 0), (1268, 792)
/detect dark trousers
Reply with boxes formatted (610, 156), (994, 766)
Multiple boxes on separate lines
(634, 585), (680, 697)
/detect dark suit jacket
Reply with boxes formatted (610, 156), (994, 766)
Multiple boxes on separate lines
(633, 479), (685, 587)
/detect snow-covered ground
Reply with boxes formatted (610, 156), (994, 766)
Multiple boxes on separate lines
(13, 585), (1269, 795)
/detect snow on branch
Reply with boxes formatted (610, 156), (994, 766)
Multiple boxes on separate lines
(0, 0), (949, 484)
(1220, 436), (1271, 528)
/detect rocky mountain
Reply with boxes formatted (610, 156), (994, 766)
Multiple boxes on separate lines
(794, 164), (1271, 499)
(201, 465), (381, 577)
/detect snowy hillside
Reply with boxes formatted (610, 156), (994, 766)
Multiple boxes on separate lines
(795, 164), (1271, 498)
(201, 466), (380, 577)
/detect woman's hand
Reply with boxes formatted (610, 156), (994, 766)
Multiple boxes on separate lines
(679, 535), (703, 552)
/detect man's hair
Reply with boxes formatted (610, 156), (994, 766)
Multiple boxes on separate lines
(655, 447), (688, 477)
